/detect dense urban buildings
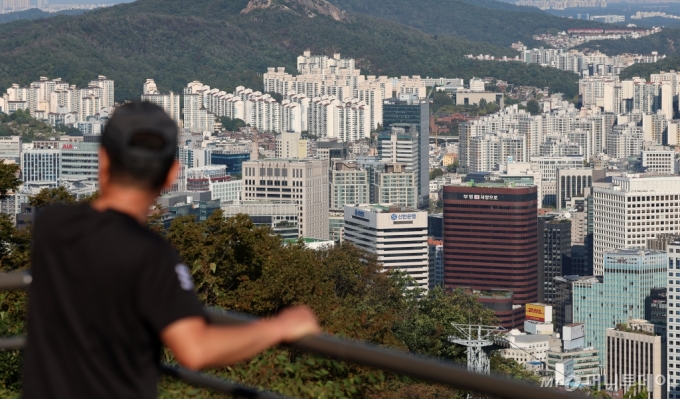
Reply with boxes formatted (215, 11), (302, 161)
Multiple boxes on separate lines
(442, 184), (538, 329)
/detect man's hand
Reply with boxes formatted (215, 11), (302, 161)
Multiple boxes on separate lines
(274, 306), (321, 343)
(162, 306), (321, 370)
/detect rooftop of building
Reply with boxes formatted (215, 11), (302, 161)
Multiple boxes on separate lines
(352, 204), (422, 214)
(605, 247), (666, 256)
(554, 275), (601, 284)
(451, 181), (533, 189)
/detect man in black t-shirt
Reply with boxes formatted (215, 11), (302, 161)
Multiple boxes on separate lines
(23, 102), (320, 398)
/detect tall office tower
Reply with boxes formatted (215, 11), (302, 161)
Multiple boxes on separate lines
(443, 184), (538, 329)
(538, 217), (572, 304)
(593, 175), (680, 276)
(378, 124), (417, 177)
(606, 321), (664, 399)
(554, 276), (599, 333)
(141, 91), (181, 125)
(382, 95), (429, 208)
(573, 248), (667, 366)
(241, 159), (329, 240)
(275, 131), (308, 159)
(667, 239), (680, 398)
(343, 204), (428, 290)
(329, 161), (369, 210)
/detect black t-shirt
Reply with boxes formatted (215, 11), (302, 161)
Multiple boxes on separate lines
(23, 204), (204, 399)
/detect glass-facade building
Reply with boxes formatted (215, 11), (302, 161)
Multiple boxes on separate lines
(210, 151), (250, 176)
(573, 248), (667, 366)
(382, 96), (429, 208)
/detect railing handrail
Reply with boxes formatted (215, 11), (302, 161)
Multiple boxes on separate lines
(0, 271), (583, 399)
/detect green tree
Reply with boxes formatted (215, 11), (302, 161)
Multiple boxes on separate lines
(430, 168), (444, 180)
(28, 187), (76, 209)
(0, 160), (21, 199)
(526, 100), (541, 115)
(433, 92), (454, 113)
(478, 98), (487, 109)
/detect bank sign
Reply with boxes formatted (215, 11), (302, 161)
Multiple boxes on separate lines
(463, 194), (498, 201)
(391, 213), (417, 221)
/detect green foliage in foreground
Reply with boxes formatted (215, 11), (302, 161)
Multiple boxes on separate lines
(0, 186), (540, 397)
(0, 0), (580, 100)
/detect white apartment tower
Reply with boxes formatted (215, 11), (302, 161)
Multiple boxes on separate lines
(242, 159), (329, 240)
(593, 175), (680, 275)
(343, 204), (428, 290)
(330, 161), (369, 210)
(667, 239), (680, 399)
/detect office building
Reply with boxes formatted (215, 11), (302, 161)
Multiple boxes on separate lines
(330, 161), (369, 210)
(242, 159), (329, 240)
(275, 131), (308, 159)
(546, 324), (600, 382)
(428, 238), (444, 290)
(593, 175), (680, 275)
(382, 95), (429, 208)
(443, 184), (538, 329)
(372, 163), (418, 208)
(556, 169), (604, 209)
(554, 276), (597, 332)
(210, 151), (250, 176)
(21, 142), (99, 184)
(667, 239), (680, 398)
(343, 204), (428, 290)
(0, 136), (20, 162)
(573, 248), (667, 366)
(428, 213), (443, 240)
(642, 150), (676, 175)
(606, 320), (664, 399)
(539, 217), (572, 304)
(221, 200), (299, 239)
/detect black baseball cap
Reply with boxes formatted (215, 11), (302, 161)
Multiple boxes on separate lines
(101, 101), (178, 160)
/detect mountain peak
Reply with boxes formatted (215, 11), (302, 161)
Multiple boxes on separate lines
(241, 0), (347, 21)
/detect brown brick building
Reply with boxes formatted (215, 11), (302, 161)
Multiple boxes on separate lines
(443, 184), (538, 329)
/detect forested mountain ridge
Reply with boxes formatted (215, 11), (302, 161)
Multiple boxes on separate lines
(575, 28), (680, 56)
(330, 0), (609, 48)
(0, 0), (580, 100)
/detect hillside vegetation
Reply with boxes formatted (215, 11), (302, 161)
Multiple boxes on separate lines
(620, 55), (680, 80)
(575, 28), (680, 56)
(0, 8), (85, 24)
(0, 0), (581, 101)
(331, 0), (608, 48)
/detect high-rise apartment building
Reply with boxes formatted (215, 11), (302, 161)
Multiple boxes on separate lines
(242, 159), (329, 240)
(275, 131), (308, 159)
(593, 175), (680, 275)
(573, 248), (667, 366)
(443, 184), (538, 329)
(343, 204), (428, 290)
(382, 95), (429, 208)
(329, 161), (369, 210)
(141, 79), (181, 125)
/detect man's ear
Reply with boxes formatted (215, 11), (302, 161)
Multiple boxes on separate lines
(163, 160), (180, 190)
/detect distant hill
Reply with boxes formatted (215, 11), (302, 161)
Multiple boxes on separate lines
(620, 55), (680, 80)
(575, 29), (680, 56)
(330, 0), (609, 48)
(0, 8), (86, 24)
(0, 0), (581, 100)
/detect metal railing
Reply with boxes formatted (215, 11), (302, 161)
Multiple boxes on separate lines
(0, 271), (582, 399)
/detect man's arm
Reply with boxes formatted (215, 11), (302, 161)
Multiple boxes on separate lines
(161, 306), (320, 370)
